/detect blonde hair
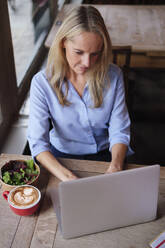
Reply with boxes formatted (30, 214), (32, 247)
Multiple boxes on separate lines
(46, 5), (112, 107)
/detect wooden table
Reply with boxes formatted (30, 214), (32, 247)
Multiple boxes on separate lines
(45, 4), (165, 68)
(1, 153), (165, 248)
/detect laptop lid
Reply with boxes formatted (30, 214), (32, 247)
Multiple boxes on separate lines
(52, 164), (160, 239)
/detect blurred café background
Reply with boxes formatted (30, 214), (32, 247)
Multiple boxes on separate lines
(0, 0), (165, 165)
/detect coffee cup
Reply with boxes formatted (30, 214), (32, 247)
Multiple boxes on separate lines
(3, 185), (41, 216)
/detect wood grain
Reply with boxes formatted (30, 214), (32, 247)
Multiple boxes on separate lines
(0, 194), (21, 248)
(1, 153), (165, 248)
(1, 153), (165, 178)
(30, 175), (59, 248)
(45, 4), (165, 68)
(45, 4), (165, 54)
(10, 167), (50, 248)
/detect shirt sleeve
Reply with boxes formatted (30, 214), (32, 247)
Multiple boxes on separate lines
(108, 70), (133, 155)
(27, 73), (52, 157)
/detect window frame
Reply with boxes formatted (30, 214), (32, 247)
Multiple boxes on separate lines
(0, 0), (57, 151)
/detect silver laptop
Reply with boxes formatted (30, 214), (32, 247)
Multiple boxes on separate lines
(49, 164), (160, 239)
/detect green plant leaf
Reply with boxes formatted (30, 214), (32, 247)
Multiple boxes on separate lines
(20, 168), (25, 177)
(13, 172), (22, 184)
(2, 172), (12, 184)
(26, 159), (34, 170)
(2, 159), (38, 185)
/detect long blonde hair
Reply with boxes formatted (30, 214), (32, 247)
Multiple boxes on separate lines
(46, 5), (112, 107)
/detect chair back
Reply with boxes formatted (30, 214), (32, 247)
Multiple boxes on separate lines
(112, 45), (132, 111)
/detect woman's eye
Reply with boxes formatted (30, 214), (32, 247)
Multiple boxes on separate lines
(75, 51), (83, 55)
(91, 53), (98, 57)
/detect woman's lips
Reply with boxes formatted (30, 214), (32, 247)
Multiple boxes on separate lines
(79, 67), (88, 72)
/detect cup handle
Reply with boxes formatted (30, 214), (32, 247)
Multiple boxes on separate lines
(3, 191), (10, 201)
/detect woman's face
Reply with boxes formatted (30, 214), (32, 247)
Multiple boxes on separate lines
(63, 32), (103, 76)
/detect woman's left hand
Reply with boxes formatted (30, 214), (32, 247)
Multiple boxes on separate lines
(105, 143), (127, 174)
(105, 162), (122, 174)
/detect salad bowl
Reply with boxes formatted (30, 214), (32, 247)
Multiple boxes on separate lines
(0, 159), (40, 191)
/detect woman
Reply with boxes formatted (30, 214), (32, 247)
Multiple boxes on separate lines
(28, 5), (132, 181)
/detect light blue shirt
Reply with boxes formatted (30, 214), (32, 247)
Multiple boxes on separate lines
(28, 64), (132, 157)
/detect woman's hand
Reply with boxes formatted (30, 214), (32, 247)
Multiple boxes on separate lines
(36, 151), (78, 182)
(105, 162), (122, 174)
(105, 143), (127, 174)
(59, 166), (78, 181)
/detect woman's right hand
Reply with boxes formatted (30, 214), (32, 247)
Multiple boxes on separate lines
(59, 165), (78, 181)
(36, 151), (78, 182)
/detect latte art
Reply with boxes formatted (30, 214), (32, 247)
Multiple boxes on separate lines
(10, 186), (39, 207)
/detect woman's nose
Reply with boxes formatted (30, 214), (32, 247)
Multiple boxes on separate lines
(82, 55), (90, 68)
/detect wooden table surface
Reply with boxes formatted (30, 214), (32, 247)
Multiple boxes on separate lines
(0, 153), (165, 248)
(45, 4), (165, 68)
(45, 4), (165, 53)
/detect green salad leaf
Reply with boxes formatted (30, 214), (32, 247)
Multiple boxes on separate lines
(3, 172), (12, 184)
(26, 159), (34, 170)
(2, 159), (39, 185)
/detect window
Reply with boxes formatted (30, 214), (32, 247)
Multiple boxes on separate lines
(8, 0), (52, 84)
(0, 0), (57, 150)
